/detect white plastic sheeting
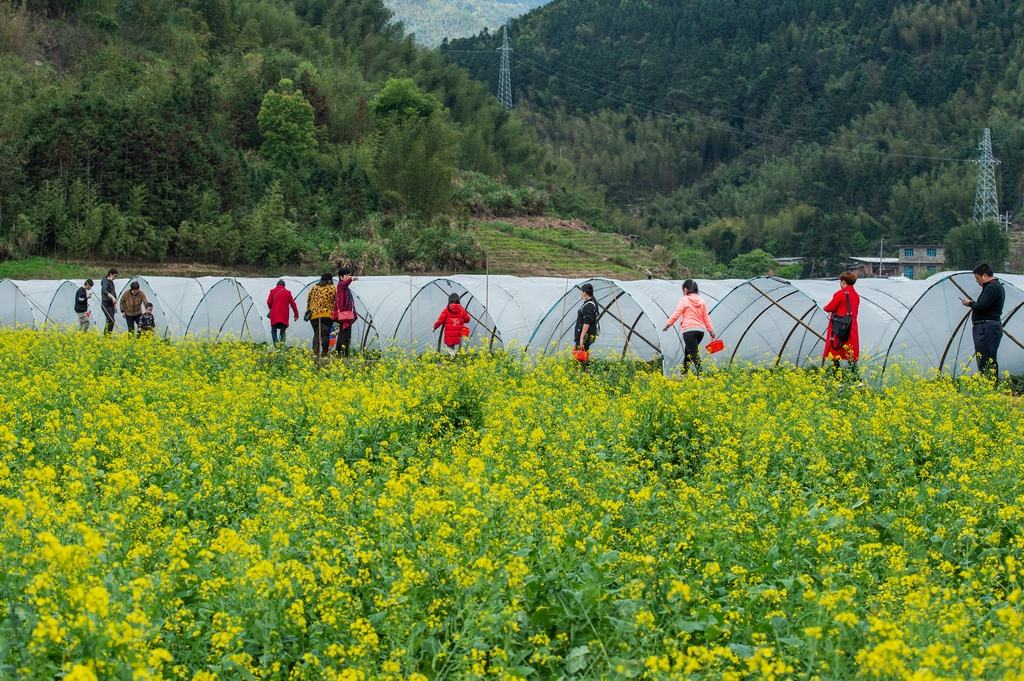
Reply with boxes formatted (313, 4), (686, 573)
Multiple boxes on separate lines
(3, 273), (1024, 376)
(710, 277), (828, 368)
(528, 278), (682, 370)
(0, 280), (47, 327)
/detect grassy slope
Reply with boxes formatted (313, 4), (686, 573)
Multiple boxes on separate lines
(471, 218), (667, 279)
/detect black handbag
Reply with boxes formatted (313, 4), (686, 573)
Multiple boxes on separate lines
(830, 289), (853, 348)
(303, 310), (312, 322)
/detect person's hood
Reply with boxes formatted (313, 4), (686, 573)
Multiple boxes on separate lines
(448, 303), (466, 314)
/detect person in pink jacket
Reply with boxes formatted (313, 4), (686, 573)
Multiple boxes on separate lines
(662, 280), (715, 375)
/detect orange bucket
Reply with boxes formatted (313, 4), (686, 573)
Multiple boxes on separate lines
(705, 338), (725, 354)
(461, 326), (471, 337)
(574, 350), (590, 362)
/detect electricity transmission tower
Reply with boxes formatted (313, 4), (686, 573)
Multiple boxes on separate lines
(497, 24), (513, 111)
(973, 128), (1000, 225)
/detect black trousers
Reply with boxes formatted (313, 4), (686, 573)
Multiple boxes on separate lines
(682, 331), (705, 374)
(335, 323), (352, 356)
(125, 315), (141, 336)
(973, 320), (1003, 377)
(102, 305), (116, 335)
(311, 317), (333, 357)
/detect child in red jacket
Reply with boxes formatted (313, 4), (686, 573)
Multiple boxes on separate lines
(434, 293), (471, 355)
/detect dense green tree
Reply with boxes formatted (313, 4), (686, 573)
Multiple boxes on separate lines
(728, 249), (778, 279)
(258, 79), (318, 171)
(944, 221), (1010, 271)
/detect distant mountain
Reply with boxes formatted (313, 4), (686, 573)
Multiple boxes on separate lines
(385, 0), (549, 45)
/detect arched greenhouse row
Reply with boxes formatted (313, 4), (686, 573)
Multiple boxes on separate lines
(1, 273), (1022, 377)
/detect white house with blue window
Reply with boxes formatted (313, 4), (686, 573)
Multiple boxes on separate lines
(897, 245), (945, 279)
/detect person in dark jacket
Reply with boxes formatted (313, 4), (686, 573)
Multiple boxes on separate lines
(119, 280), (149, 337)
(267, 280), (299, 347)
(575, 283), (599, 353)
(139, 303), (156, 337)
(961, 263), (1005, 377)
(100, 269), (118, 335)
(333, 267), (358, 357)
(75, 279), (93, 332)
(433, 292), (471, 356)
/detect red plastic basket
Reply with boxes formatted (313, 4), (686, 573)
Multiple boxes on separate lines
(705, 338), (725, 354)
(574, 350), (590, 362)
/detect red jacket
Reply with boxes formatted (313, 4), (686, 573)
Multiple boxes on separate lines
(434, 303), (471, 346)
(267, 284), (298, 327)
(823, 286), (860, 361)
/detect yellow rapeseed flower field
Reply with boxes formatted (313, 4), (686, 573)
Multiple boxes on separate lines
(1, 330), (1023, 680)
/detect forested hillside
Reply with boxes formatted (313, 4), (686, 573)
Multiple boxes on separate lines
(0, 0), (579, 272)
(450, 0), (1024, 274)
(386, 0), (548, 45)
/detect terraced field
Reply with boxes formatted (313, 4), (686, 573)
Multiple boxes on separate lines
(471, 219), (668, 278)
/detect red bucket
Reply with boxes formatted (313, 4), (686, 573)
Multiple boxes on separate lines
(574, 350), (590, 362)
(705, 338), (725, 354)
(461, 326), (471, 337)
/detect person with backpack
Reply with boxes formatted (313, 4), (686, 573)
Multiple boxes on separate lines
(575, 283), (600, 355)
(267, 280), (299, 347)
(119, 280), (149, 337)
(306, 273), (336, 359)
(960, 263), (1005, 377)
(333, 267), (358, 357)
(433, 292), (472, 356)
(74, 279), (93, 332)
(662, 279), (715, 375)
(823, 271), (860, 377)
(100, 269), (118, 335)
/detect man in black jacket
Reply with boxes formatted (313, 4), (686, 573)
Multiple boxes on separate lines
(75, 279), (93, 332)
(961, 263), (1004, 377)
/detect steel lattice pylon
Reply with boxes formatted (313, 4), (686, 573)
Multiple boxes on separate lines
(973, 128), (1001, 225)
(497, 24), (513, 111)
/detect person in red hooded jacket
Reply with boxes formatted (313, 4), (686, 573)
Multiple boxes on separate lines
(267, 280), (299, 347)
(823, 271), (860, 378)
(433, 292), (472, 356)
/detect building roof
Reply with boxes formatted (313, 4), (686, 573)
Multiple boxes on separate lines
(849, 256), (900, 264)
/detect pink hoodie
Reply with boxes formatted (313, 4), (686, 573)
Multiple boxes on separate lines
(666, 293), (714, 336)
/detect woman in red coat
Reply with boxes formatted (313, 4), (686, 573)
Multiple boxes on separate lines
(433, 293), (472, 355)
(823, 271), (860, 377)
(267, 280), (299, 347)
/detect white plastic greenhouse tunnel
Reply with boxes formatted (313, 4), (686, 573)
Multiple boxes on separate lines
(528, 278), (683, 372)
(709, 276), (829, 368)
(0, 279), (78, 328)
(4, 273), (1024, 377)
(883, 271), (1024, 377)
(184, 277), (267, 342)
(388, 277), (506, 353)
